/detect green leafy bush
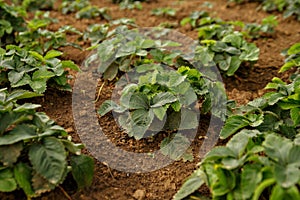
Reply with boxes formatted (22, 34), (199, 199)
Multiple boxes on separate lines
(61, 0), (90, 14)
(0, 45), (79, 93)
(94, 29), (227, 160)
(17, 13), (82, 54)
(112, 0), (146, 3)
(83, 19), (137, 46)
(262, 0), (300, 20)
(0, 1), (26, 47)
(75, 5), (111, 20)
(175, 68), (300, 199)
(235, 15), (278, 38)
(0, 88), (94, 198)
(280, 43), (300, 73)
(119, 0), (143, 10)
(197, 32), (260, 76)
(151, 7), (177, 17)
(12, 0), (56, 11)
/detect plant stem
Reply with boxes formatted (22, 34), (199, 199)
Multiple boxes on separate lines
(59, 186), (73, 200)
(94, 81), (106, 102)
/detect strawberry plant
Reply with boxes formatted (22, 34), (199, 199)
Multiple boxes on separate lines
(175, 67), (300, 199)
(262, 0), (300, 20)
(0, 88), (94, 198)
(112, 0), (146, 3)
(95, 29), (227, 160)
(17, 14), (82, 54)
(231, 15), (278, 39)
(61, 0), (90, 14)
(151, 7), (177, 17)
(75, 5), (111, 20)
(0, 1), (26, 47)
(12, 0), (56, 11)
(180, 11), (220, 29)
(280, 43), (300, 73)
(197, 32), (260, 76)
(83, 19), (137, 46)
(119, 0), (143, 10)
(0, 45), (79, 93)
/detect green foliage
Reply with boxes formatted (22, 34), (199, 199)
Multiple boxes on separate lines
(180, 11), (218, 29)
(221, 74), (300, 139)
(17, 13), (82, 54)
(12, 0), (56, 11)
(197, 32), (260, 76)
(228, 0), (300, 20)
(238, 15), (278, 38)
(151, 7), (177, 17)
(0, 88), (94, 198)
(83, 19), (137, 46)
(280, 43), (300, 73)
(75, 5), (111, 20)
(119, 0), (143, 10)
(0, 45), (79, 93)
(262, 0), (300, 20)
(112, 0), (146, 3)
(175, 68), (300, 199)
(61, 0), (90, 14)
(0, 1), (26, 47)
(95, 29), (227, 160)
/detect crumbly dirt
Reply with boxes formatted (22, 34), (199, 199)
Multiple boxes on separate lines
(1, 0), (300, 199)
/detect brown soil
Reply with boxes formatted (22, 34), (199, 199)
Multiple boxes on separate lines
(1, 0), (300, 200)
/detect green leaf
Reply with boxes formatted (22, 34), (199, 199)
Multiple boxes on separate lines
(0, 168), (17, 192)
(71, 155), (94, 189)
(152, 106), (167, 121)
(61, 140), (84, 155)
(220, 115), (250, 139)
(151, 92), (177, 108)
(103, 62), (118, 81)
(29, 79), (47, 94)
(270, 184), (300, 200)
(178, 109), (198, 130)
(44, 50), (63, 60)
(14, 162), (34, 196)
(203, 146), (236, 161)
(234, 164), (262, 199)
(212, 168), (236, 196)
(226, 131), (249, 157)
(280, 62), (296, 73)
(29, 137), (67, 185)
(290, 107), (300, 126)
(160, 134), (190, 160)
(98, 100), (123, 116)
(29, 51), (44, 62)
(274, 164), (300, 188)
(128, 93), (149, 109)
(226, 56), (241, 76)
(13, 103), (41, 112)
(222, 33), (243, 47)
(253, 178), (276, 200)
(173, 170), (206, 200)
(0, 142), (23, 166)
(31, 172), (55, 195)
(240, 43), (259, 61)
(8, 70), (25, 84)
(61, 60), (80, 71)
(287, 43), (300, 55)
(32, 69), (55, 80)
(0, 124), (37, 146)
(6, 90), (41, 102)
(263, 134), (292, 163)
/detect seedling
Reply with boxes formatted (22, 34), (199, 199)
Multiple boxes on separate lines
(151, 7), (177, 17)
